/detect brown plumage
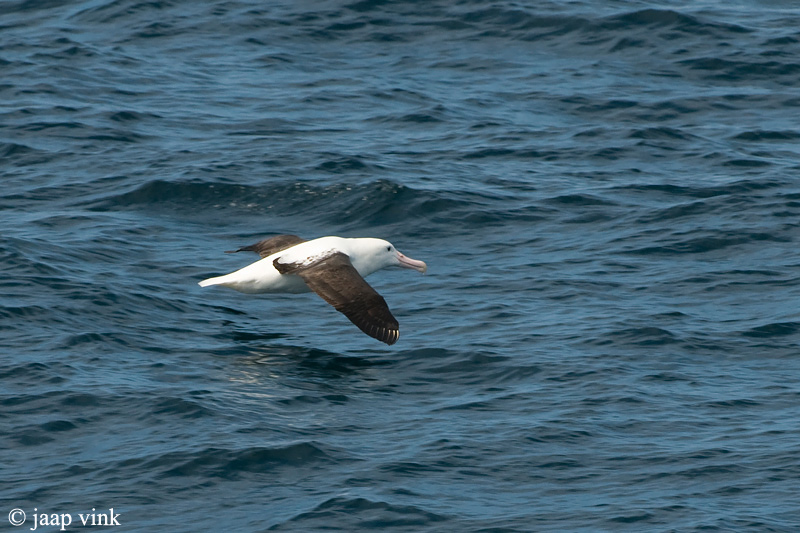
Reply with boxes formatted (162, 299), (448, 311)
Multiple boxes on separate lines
(225, 234), (307, 258)
(273, 251), (400, 345)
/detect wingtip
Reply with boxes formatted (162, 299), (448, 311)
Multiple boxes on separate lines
(382, 329), (400, 346)
(364, 323), (400, 345)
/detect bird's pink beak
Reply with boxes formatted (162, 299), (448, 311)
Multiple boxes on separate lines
(396, 251), (427, 274)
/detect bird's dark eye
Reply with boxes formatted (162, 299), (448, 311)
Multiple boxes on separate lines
(387, 246), (391, 251)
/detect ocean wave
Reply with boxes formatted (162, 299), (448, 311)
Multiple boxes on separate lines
(741, 321), (800, 339)
(150, 442), (334, 478)
(598, 326), (679, 346)
(732, 130), (800, 142)
(678, 57), (800, 83)
(274, 496), (448, 531)
(614, 178), (786, 199)
(623, 231), (787, 256)
(0, 142), (36, 158)
(82, 178), (530, 232)
(49, 2), (766, 62)
(601, 8), (751, 34)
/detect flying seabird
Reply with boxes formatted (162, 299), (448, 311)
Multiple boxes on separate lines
(198, 235), (427, 345)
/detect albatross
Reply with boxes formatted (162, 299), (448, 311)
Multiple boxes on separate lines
(198, 235), (427, 345)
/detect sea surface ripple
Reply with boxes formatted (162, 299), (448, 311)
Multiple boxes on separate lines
(2, 0), (800, 531)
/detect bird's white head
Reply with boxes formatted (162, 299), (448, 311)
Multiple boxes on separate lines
(349, 238), (427, 277)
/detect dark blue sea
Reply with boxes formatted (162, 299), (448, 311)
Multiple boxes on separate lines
(3, 0), (800, 531)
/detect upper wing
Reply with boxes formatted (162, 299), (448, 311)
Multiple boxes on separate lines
(273, 251), (400, 345)
(225, 235), (306, 258)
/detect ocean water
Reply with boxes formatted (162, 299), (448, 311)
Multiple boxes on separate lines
(3, 0), (800, 530)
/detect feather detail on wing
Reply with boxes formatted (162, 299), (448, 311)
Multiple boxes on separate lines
(274, 251), (399, 345)
(225, 235), (306, 258)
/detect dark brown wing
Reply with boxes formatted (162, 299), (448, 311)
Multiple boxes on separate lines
(273, 252), (400, 345)
(225, 235), (306, 258)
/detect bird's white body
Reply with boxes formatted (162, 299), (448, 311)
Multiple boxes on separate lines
(199, 236), (420, 294)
